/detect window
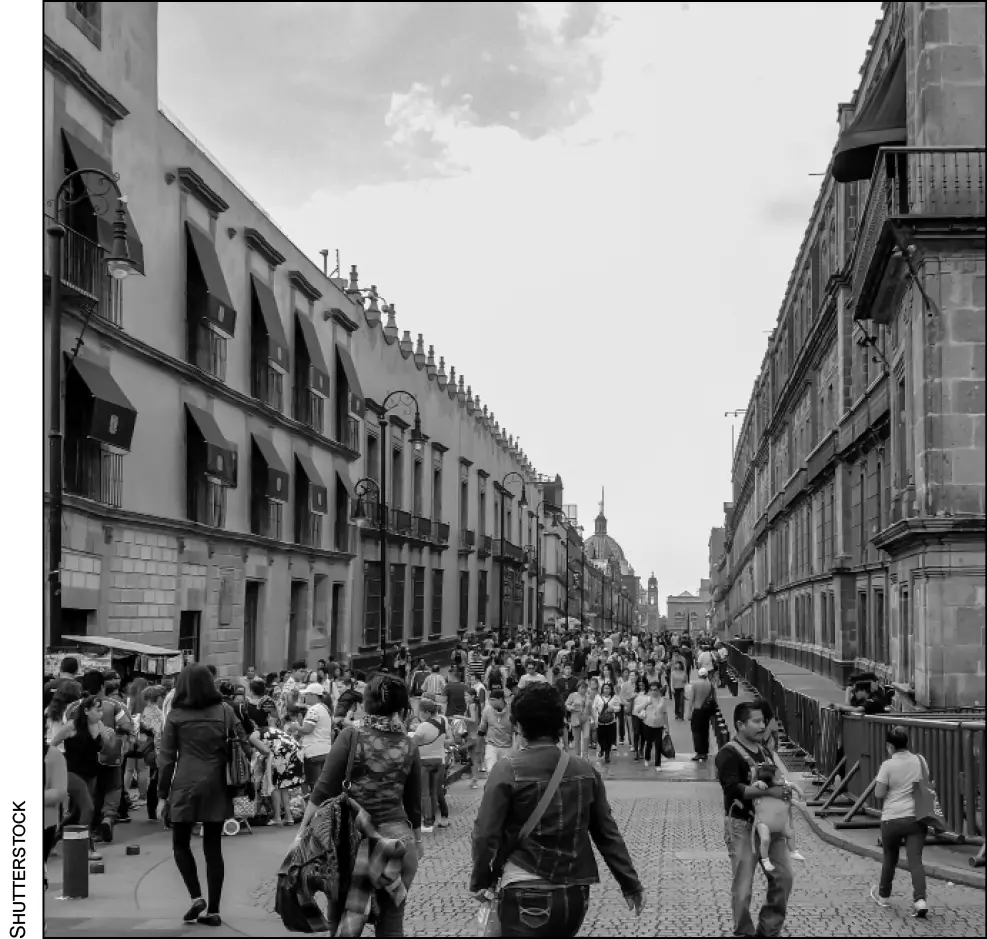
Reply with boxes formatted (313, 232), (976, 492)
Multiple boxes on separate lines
(875, 462), (883, 533)
(65, 436), (123, 508)
(478, 570), (488, 627)
(391, 447), (403, 510)
(367, 433), (380, 484)
(899, 585), (911, 682)
(859, 470), (867, 560)
(363, 561), (382, 647)
(432, 465), (442, 522)
(857, 591), (869, 659)
(252, 359), (284, 412)
(178, 611), (201, 659)
(821, 592), (828, 647)
(875, 589), (886, 664)
(478, 491), (487, 539)
(251, 497), (282, 540)
(413, 459), (423, 517)
(412, 567), (426, 639)
(389, 564), (406, 643)
(459, 474), (469, 528)
(67, 2), (101, 47)
(189, 321), (227, 381)
(459, 571), (470, 631)
(431, 569), (443, 637)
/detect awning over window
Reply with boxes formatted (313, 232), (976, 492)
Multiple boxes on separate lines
(185, 404), (237, 486)
(832, 46), (907, 183)
(294, 311), (330, 397)
(186, 221), (237, 337)
(250, 275), (288, 371)
(252, 434), (289, 502)
(295, 452), (328, 514)
(335, 342), (366, 416)
(336, 469), (358, 502)
(69, 356), (137, 451)
(60, 130), (145, 275)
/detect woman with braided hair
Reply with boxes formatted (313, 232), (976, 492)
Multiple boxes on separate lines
(295, 672), (424, 937)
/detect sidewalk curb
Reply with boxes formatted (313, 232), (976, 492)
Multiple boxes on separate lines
(792, 801), (986, 890)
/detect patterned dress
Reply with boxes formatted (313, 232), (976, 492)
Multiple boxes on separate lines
(259, 726), (305, 792)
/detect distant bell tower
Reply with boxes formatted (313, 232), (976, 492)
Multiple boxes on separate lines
(646, 573), (659, 630)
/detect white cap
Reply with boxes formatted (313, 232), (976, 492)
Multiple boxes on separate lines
(303, 683), (326, 696)
(698, 668), (708, 678)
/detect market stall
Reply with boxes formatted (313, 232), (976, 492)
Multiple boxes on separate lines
(47, 635), (191, 682)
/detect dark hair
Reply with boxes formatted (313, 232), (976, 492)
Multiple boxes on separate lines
(249, 678), (267, 696)
(751, 698), (773, 723)
(173, 664), (223, 710)
(61, 656), (79, 676)
(206, 664), (218, 678)
(291, 660), (307, 671)
(732, 701), (764, 730)
(363, 674), (410, 716)
(886, 725), (910, 751)
(73, 695), (101, 732)
(511, 684), (565, 742)
(47, 689), (80, 723)
(143, 685), (166, 703)
(81, 670), (104, 695)
(218, 680), (236, 699)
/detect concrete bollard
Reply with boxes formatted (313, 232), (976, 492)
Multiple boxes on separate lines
(89, 862), (105, 875)
(61, 825), (89, 899)
(126, 845), (140, 856)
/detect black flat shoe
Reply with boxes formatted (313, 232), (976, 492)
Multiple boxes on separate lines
(183, 899), (207, 923)
(197, 913), (223, 927)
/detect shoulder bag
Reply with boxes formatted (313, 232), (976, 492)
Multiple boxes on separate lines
(476, 750), (570, 938)
(223, 702), (253, 796)
(913, 755), (948, 833)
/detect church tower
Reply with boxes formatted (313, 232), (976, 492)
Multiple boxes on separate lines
(646, 573), (660, 631)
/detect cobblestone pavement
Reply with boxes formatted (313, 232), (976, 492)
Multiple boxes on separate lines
(252, 777), (985, 937)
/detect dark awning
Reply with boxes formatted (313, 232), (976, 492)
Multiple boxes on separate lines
(295, 452), (328, 514)
(60, 130), (146, 275)
(250, 275), (289, 371)
(294, 312), (330, 396)
(252, 434), (289, 502)
(335, 342), (366, 416)
(69, 356), (137, 451)
(185, 404), (237, 486)
(832, 46), (907, 183)
(186, 221), (237, 337)
(336, 469), (358, 502)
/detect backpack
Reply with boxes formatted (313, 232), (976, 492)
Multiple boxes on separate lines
(411, 669), (427, 696)
(597, 698), (616, 726)
(487, 667), (503, 690)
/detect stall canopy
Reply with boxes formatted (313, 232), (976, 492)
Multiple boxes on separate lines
(60, 635), (183, 657)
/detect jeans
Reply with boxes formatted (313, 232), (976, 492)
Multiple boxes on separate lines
(617, 708), (627, 743)
(484, 743), (513, 773)
(500, 883), (589, 938)
(372, 820), (419, 937)
(94, 764), (123, 828)
(303, 753), (327, 789)
(65, 773), (96, 828)
(172, 822), (224, 914)
(631, 716), (644, 757)
(691, 711), (711, 757)
(673, 688), (685, 719)
(724, 817), (793, 937)
(421, 760), (448, 826)
(642, 725), (663, 765)
(597, 723), (617, 761)
(879, 816), (927, 901)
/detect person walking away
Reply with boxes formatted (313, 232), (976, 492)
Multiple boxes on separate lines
(394, 645), (409, 683)
(444, 667), (468, 717)
(413, 698), (454, 831)
(298, 682), (334, 791)
(686, 668), (716, 762)
(422, 664), (447, 712)
(635, 681), (671, 771)
(717, 644), (729, 687)
(715, 701), (794, 937)
(470, 684), (645, 936)
(408, 659), (429, 718)
(463, 686), (483, 790)
(478, 689), (515, 773)
(564, 680), (593, 758)
(295, 674), (424, 937)
(630, 676), (650, 762)
(670, 661), (687, 720)
(468, 645), (485, 685)
(869, 726), (931, 918)
(593, 682), (620, 767)
(158, 664), (250, 927)
(138, 685), (166, 821)
(124, 677), (151, 810)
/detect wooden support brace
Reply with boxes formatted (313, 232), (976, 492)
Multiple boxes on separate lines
(807, 756), (847, 806)
(815, 760), (861, 817)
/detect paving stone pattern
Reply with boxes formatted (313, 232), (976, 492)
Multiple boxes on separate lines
(252, 780), (986, 937)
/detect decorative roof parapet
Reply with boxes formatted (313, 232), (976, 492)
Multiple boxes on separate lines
(327, 306), (359, 333)
(176, 167), (229, 215)
(447, 366), (457, 398)
(289, 270), (322, 302)
(414, 335), (427, 369)
(243, 227), (286, 267)
(383, 305), (398, 343)
(399, 330), (413, 358)
(426, 346), (437, 379)
(437, 357), (448, 389)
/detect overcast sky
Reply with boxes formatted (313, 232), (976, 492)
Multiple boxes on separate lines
(158, 1), (882, 602)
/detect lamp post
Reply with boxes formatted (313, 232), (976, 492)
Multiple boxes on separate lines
(497, 471), (527, 645)
(351, 391), (426, 670)
(47, 169), (138, 646)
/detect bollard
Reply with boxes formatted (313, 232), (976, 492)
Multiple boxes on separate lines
(126, 845), (140, 856)
(89, 862), (105, 875)
(61, 825), (89, 899)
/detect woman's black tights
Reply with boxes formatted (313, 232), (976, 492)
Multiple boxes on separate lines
(172, 822), (224, 913)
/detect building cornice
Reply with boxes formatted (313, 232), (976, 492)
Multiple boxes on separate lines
(873, 516), (986, 554)
(327, 307), (359, 333)
(43, 36), (129, 125)
(430, 441), (449, 454)
(243, 227), (286, 268)
(176, 167), (229, 216)
(289, 270), (322, 302)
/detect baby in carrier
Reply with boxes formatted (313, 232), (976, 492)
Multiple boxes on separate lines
(751, 760), (805, 871)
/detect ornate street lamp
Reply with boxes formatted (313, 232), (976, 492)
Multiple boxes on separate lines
(47, 169), (139, 646)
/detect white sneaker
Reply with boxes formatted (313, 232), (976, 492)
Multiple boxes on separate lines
(655, 766), (662, 773)
(421, 825), (434, 833)
(643, 760), (650, 767)
(912, 899), (928, 919)
(869, 885), (891, 908)
(790, 850), (805, 861)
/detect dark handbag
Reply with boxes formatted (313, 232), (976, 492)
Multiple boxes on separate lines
(660, 731), (675, 760)
(913, 755), (948, 833)
(224, 703), (253, 796)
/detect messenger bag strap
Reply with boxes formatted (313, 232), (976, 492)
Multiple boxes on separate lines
(517, 750), (570, 844)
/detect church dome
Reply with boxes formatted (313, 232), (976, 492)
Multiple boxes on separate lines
(583, 489), (626, 566)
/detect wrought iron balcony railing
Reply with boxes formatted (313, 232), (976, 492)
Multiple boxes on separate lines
(294, 388), (325, 434)
(340, 414), (361, 453)
(412, 515), (432, 541)
(853, 146), (985, 320)
(435, 522), (450, 544)
(44, 216), (123, 326)
(296, 511), (323, 548)
(459, 528), (476, 552)
(251, 497), (283, 540)
(391, 508), (413, 535)
(65, 437), (123, 508)
(251, 360), (284, 412)
(478, 534), (492, 558)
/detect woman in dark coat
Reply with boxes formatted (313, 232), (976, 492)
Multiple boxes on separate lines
(158, 664), (248, 927)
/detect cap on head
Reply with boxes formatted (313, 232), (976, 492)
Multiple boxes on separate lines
(303, 683), (326, 696)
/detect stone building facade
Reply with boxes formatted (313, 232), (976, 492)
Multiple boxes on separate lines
(715, 1), (984, 707)
(44, 2), (556, 674)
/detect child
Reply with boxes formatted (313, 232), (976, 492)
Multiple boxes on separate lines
(750, 761), (806, 872)
(463, 687), (482, 789)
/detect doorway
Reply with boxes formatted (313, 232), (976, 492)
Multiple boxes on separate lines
(179, 611), (201, 659)
(243, 581), (261, 673)
(287, 580), (307, 666)
(330, 583), (344, 661)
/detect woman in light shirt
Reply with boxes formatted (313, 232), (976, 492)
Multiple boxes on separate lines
(593, 682), (620, 767)
(634, 681), (671, 772)
(564, 680), (593, 758)
(630, 676), (650, 763)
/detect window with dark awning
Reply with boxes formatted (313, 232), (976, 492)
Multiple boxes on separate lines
(60, 129), (145, 274)
(295, 452), (328, 514)
(335, 342), (366, 416)
(832, 46), (906, 183)
(250, 275), (289, 371)
(336, 469), (358, 502)
(186, 221), (237, 337)
(294, 312), (330, 396)
(252, 434), (289, 501)
(68, 356), (138, 451)
(186, 404), (237, 485)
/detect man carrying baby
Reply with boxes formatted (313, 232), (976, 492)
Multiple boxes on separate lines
(715, 700), (794, 938)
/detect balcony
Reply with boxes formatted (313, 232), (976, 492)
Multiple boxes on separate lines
(494, 538), (525, 563)
(294, 388), (324, 434)
(251, 497), (283, 540)
(333, 522), (356, 553)
(478, 534), (492, 559)
(296, 511), (323, 548)
(412, 515), (432, 541)
(65, 437), (123, 507)
(251, 360), (284, 412)
(340, 415), (361, 453)
(391, 508), (413, 536)
(189, 322), (227, 382)
(853, 147), (985, 323)
(434, 522), (450, 545)
(44, 218), (123, 326)
(459, 528), (476, 555)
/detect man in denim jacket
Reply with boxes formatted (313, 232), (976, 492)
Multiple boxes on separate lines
(470, 684), (644, 936)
